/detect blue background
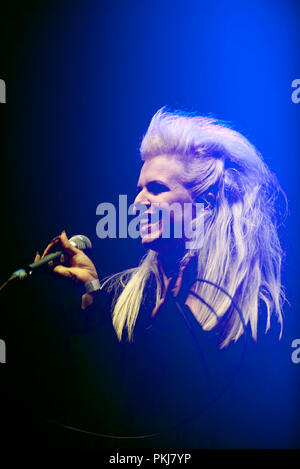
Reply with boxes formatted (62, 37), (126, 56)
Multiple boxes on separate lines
(0, 0), (299, 448)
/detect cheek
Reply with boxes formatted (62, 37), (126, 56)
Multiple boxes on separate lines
(169, 209), (184, 225)
(163, 189), (191, 205)
(159, 204), (186, 228)
(163, 191), (192, 220)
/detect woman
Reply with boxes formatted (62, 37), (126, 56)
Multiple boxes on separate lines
(41, 108), (285, 348)
(36, 108), (286, 447)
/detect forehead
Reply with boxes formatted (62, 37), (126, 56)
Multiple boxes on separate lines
(138, 155), (184, 184)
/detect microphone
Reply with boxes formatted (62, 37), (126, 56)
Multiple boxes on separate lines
(9, 235), (92, 281)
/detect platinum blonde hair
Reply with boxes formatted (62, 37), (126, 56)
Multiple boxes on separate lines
(103, 108), (285, 348)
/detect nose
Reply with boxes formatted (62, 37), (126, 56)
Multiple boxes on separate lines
(133, 189), (151, 215)
(134, 188), (150, 206)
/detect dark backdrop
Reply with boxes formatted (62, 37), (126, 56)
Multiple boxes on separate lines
(0, 0), (299, 449)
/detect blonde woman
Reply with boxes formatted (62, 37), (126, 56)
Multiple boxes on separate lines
(37, 108), (286, 447)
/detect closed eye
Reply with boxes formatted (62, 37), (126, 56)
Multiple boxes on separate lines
(147, 181), (170, 195)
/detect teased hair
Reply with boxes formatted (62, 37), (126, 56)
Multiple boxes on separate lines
(103, 108), (286, 348)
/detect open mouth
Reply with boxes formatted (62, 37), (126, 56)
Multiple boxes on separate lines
(139, 210), (162, 237)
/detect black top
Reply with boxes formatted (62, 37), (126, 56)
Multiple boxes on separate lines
(0, 273), (297, 448)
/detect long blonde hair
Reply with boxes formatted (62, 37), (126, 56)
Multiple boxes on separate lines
(103, 108), (286, 348)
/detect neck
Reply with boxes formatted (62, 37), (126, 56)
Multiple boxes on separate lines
(156, 248), (185, 289)
(156, 248), (197, 302)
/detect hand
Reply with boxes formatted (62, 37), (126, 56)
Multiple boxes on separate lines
(35, 231), (99, 286)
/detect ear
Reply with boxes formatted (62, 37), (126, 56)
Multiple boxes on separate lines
(191, 192), (215, 217)
(196, 192), (215, 211)
(203, 192), (216, 210)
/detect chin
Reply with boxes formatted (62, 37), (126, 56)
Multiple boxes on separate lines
(141, 233), (161, 250)
(139, 221), (186, 254)
(141, 234), (184, 255)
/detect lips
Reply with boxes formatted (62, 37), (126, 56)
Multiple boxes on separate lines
(140, 220), (160, 236)
(139, 210), (162, 237)
(139, 210), (162, 224)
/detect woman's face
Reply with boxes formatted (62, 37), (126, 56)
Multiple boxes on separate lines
(134, 154), (194, 253)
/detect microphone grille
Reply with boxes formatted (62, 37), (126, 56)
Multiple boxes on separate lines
(69, 235), (92, 251)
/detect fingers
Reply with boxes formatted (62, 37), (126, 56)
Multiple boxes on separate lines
(34, 251), (41, 262)
(32, 231), (96, 285)
(41, 236), (61, 258)
(53, 264), (77, 280)
(60, 230), (80, 256)
(53, 265), (95, 284)
(41, 230), (79, 259)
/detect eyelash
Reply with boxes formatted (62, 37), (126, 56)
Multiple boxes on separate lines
(148, 183), (169, 194)
(137, 183), (169, 195)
